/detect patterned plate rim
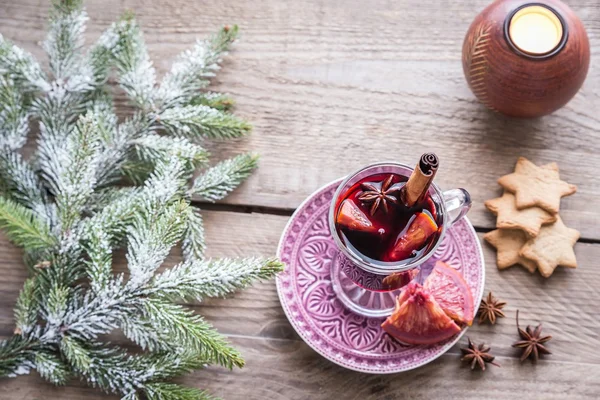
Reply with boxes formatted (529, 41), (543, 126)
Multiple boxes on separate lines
(276, 178), (485, 374)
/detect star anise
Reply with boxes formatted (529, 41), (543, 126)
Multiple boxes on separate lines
(477, 291), (506, 324)
(460, 337), (500, 371)
(512, 310), (552, 362)
(358, 175), (400, 216)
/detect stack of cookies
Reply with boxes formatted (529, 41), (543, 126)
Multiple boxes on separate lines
(484, 157), (580, 278)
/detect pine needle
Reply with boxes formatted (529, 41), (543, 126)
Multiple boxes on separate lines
(143, 383), (217, 400)
(0, 196), (57, 250)
(157, 105), (252, 140)
(191, 153), (258, 202)
(182, 207), (206, 261)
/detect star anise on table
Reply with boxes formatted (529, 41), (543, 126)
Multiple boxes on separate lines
(358, 175), (400, 216)
(477, 291), (506, 324)
(460, 337), (500, 371)
(512, 310), (552, 362)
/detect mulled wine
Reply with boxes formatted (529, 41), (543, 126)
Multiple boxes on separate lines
(328, 156), (473, 317)
(334, 172), (441, 264)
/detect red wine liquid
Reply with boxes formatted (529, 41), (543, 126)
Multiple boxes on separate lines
(334, 173), (441, 265)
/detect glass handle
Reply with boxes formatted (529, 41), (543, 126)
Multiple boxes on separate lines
(442, 188), (472, 226)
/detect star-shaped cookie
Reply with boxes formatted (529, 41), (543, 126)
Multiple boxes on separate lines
(519, 217), (580, 278)
(485, 192), (557, 237)
(497, 157), (577, 214)
(483, 229), (537, 273)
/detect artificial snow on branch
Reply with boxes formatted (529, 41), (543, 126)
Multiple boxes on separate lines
(0, 1), (282, 399)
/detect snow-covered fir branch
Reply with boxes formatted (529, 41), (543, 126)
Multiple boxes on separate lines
(151, 257), (284, 302)
(157, 25), (239, 109)
(110, 15), (156, 110)
(43, 0), (89, 80)
(157, 104), (252, 140)
(0, 196), (57, 250)
(0, 150), (55, 224)
(191, 153), (259, 202)
(182, 206), (206, 262)
(0, 35), (50, 93)
(0, 77), (31, 150)
(0, 1), (283, 398)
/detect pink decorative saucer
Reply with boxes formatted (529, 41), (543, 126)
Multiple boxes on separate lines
(276, 179), (485, 374)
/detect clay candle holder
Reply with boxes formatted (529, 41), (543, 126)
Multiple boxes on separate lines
(462, 0), (590, 117)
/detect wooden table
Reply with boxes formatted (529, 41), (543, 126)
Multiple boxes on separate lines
(1, 0), (599, 398)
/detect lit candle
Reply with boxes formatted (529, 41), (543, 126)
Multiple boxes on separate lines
(508, 5), (564, 55)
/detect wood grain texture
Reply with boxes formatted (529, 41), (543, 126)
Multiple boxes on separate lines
(1, 0), (600, 398)
(2, 337), (600, 400)
(1, 211), (599, 398)
(1, 0), (599, 239)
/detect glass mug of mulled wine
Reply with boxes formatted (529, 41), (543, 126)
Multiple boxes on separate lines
(328, 155), (471, 317)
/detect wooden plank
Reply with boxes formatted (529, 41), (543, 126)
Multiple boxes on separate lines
(1, 0), (600, 397)
(1, 0), (599, 239)
(1, 211), (599, 363)
(2, 336), (600, 400)
(163, 336), (600, 400)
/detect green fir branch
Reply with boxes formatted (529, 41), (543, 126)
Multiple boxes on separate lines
(34, 350), (70, 385)
(151, 257), (284, 302)
(0, 8), (279, 398)
(61, 277), (132, 342)
(0, 150), (53, 224)
(82, 158), (188, 249)
(60, 335), (91, 371)
(50, 111), (104, 229)
(0, 336), (37, 377)
(109, 16), (156, 110)
(85, 36), (115, 87)
(188, 91), (235, 112)
(44, 0), (88, 80)
(63, 339), (211, 396)
(0, 77), (32, 150)
(85, 186), (137, 213)
(81, 187), (141, 244)
(132, 134), (209, 168)
(34, 251), (87, 305)
(124, 298), (244, 369)
(190, 153), (258, 202)
(126, 200), (189, 286)
(85, 102), (135, 187)
(142, 157), (190, 205)
(14, 278), (39, 336)
(120, 159), (156, 185)
(43, 284), (71, 326)
(137, 349), (212, 383)
(51, 0), (85, 15)
(0, 34), (49, 93)
(157, 105), (251, 140)
(0, 196), (57, 251)
(182, 207), (206, 262)
(83, 227), (113, 292)
(157, 25), (239, 109)
(143, 383), (216, 400)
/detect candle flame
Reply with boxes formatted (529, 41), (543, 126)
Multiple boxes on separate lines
(509, 5), (563, 55)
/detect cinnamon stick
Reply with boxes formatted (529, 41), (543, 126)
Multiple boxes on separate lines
(400, 153), (439, 207)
